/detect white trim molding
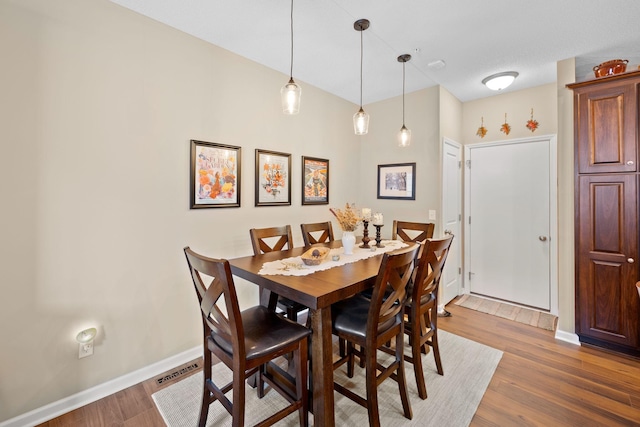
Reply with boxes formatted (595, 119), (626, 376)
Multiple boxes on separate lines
(0, 346), (201, 427)
(554, 329), (581, 346)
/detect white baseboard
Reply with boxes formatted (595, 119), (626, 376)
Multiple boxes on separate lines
(554, 329), (581, 346)
(0, 346), (201, 427)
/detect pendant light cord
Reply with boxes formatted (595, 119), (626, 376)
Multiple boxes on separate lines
(359, 29), (363, 108)
(289, 0), (294, 79)
(402, 61), (406, 126)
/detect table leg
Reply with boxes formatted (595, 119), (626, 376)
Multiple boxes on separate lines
(310, 306), (334, 427)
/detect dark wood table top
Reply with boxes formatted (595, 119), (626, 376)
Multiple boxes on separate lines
(228, 240), (386, 309)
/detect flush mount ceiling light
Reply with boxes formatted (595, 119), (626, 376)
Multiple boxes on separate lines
(397, 54), (412, 147)
(482, 71), (519, 91)
(353, 19), (370, 135)
(281, 0), (301, 114)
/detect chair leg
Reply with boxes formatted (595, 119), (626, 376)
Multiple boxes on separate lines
(232, 372), (246, 427)
(412, 323), (428, 400)
(257, 364), (266, 398)
(395, 331), (413, 420)
(295, 343), (309, 427)
(346, 342), (355, 378)
(287, 306), (298, 322)
(365, 348), (381, 427)
(431, 324), (443, 375)
(199, 350), (211, 427)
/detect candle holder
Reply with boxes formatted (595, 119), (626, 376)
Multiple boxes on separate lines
(360, 220), (371, 248)
(374, 224), (385, 248)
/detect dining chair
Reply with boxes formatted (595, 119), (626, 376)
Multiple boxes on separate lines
(184, 247), (311, 427)
(331, 244), (420, 427)
(249, 225), (308, 322)
(401, 235), (454, 400)
(392, 220), (435, 245)
(300, 221), (335, 247)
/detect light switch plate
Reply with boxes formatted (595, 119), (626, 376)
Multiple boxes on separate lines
(428, 210), (436, 220)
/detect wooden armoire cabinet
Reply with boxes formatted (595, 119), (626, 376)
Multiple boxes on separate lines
(569, 69), (640, 357)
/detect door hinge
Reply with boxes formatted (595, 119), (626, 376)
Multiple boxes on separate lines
(458, 267), (462, 275)
(458, 160), (462, 169)
(468, 271), (475, 280)
(468, 216), (471, 225)
(465, 160), (471, 168)
(458, 214), (462, 221)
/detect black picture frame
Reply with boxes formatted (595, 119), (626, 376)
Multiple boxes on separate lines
(377, 162), (416, 200)
(255, 149), (292, 206)
(190, 139), (241, 209)
(302, 156), (329, 205)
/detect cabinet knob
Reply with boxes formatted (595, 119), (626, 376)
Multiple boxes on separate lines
(628, 258), (635, 264)
(627, 160), (634, 165)
(539, 236), (548, 241)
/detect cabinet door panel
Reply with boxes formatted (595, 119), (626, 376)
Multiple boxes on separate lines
(577, 175), (638, 348)
(576, 83), (636, 173)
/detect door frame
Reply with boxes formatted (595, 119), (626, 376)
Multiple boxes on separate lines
(440, 137), (463, 310)
(463, 134), (558, 315)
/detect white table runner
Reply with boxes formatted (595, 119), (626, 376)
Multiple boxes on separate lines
(258, 240), (408, 276)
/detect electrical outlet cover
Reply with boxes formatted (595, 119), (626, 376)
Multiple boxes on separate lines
(79, 342), (94, 358)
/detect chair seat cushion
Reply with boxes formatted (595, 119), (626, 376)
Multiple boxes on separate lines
(332, 294), (399, 341)
(277, 295), (307, 312)
(210, 306), (311, 360)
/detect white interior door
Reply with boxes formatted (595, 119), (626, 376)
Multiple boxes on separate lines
(441, 138), (462, 307)
(464, 136), (557, 311)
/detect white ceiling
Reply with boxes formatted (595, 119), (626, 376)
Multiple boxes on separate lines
(109, 0), (640, 104)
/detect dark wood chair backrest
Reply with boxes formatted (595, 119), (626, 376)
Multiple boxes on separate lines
(183, 247), (244, 358)
(392, 220), (435, 244)
(300, 221), (335, 246)
(249, 225), (294, 255)
(412, 235), (454, 303)
(368, 245), (420, 340)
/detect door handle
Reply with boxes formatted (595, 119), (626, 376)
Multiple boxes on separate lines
(444, 229), (453, 235)
(539, 236), (547, 241)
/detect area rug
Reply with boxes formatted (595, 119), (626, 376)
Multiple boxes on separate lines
(152, 330), (502, 426)
(455, 294), (557, 331)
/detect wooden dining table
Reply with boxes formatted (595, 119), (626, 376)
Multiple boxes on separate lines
(228, 240), (390, 427)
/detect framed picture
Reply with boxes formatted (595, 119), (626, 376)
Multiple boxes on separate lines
(190, 140), (241, 209)
(255, 149), (291, 206)
(377, 162), (416, 200)
(302, 156), (329, 205)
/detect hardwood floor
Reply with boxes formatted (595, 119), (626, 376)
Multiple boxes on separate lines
(37, 301), (640, 426)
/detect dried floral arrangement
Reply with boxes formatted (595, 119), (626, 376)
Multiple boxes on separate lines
(329, 203), (362, 232)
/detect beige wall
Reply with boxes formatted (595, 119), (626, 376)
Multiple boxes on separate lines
(0, 0), (361, 421)
(357, 86), (442, 230)
(556, 58), (576, 333)
(0, 0), (577, 423)
(463, 83), (557, 143)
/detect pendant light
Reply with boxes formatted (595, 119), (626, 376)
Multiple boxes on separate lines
(353, 19), (370, 135)
(281, 0), (301, 114)
(397, 54), (412, 147)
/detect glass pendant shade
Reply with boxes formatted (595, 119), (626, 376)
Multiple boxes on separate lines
(353, 107), (369, 135)
(398, 125), (411, 147)
(281, 78), (301, 114)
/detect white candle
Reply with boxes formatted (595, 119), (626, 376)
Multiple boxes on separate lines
(362, 208), (372, 221)
(373, 213), (384, 225)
